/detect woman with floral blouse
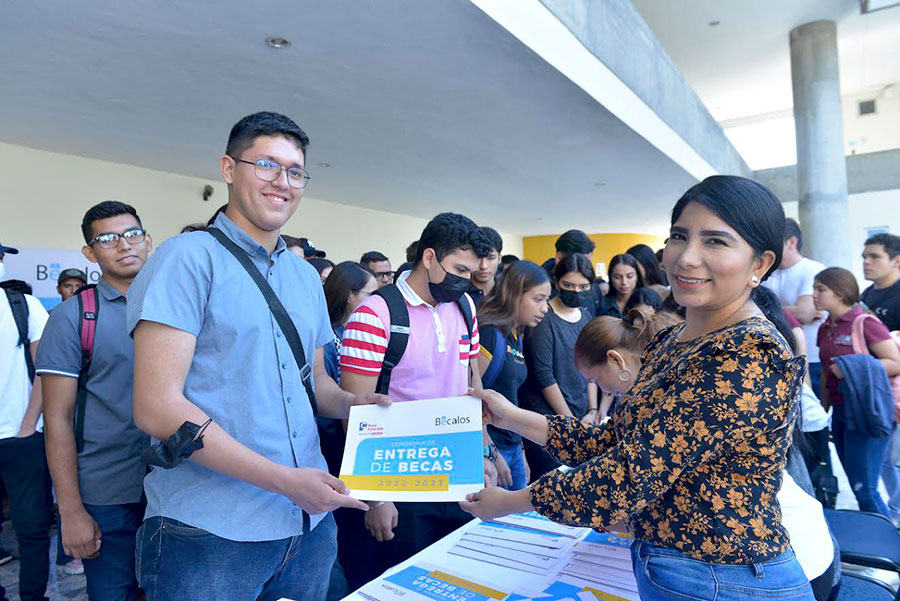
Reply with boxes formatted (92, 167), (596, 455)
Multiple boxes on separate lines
(461, 175), (814, 600)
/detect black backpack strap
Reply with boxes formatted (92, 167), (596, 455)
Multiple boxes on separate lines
(373, 285), (409, 396)
(207, 228), (317, 416)
(5, 289), (35, 383)
(75, 285), (99, 453)
(456, 293), (476, 345)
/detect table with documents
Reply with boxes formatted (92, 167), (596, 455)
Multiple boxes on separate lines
(344, 512), (639, 601)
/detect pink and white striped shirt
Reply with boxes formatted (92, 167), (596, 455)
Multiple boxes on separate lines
(340, 271), (479, 402)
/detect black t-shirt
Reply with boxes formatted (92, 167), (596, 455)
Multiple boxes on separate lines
(862, 279), (900, 332)
(598, 286), (662, 318)
(519, 306), (592, 419)
(481, 324), (527, 449)
(467, 283), (486, 308)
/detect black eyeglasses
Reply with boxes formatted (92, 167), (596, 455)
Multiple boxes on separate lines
(89, 228), (146, 249)
(231, 157), (310, 189)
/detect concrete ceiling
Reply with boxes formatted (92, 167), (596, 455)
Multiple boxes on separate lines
(632, 0), (900, 122)
(0, 0), (699, 237)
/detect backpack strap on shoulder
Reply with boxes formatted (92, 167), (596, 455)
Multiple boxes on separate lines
(75, 285), (99, 453)
(456, 293), (475, 343)
(373, 285), (410, 396)
(481, 327), (508, 390)
(850, 312), (876, 355)
(4, 289), (34, 383)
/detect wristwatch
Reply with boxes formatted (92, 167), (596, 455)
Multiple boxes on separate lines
(483, 443), (498, 463)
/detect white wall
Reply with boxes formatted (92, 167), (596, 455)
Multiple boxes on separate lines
(783, 187), (900, 283)
(0, 142), (522, 266)
(843, 88), (900, 157)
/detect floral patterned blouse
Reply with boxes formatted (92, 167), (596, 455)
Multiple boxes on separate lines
(530, 317), (804, 564)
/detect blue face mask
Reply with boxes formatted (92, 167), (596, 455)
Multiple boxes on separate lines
(427, 259), (470, 303)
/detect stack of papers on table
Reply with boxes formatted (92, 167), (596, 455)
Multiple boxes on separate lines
(448, 520), (578, 575)
(358, 563), (512, 601)
(557, 531), (638, 601)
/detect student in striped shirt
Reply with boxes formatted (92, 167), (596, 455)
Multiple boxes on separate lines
(340, 212), (495, 577)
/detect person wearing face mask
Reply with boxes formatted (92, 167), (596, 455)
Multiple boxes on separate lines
(518, 253), (599, 480)
(339, 212), (495, 582)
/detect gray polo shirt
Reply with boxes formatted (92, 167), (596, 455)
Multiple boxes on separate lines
(35, 277), (149, 505)
(126, 212), (332, 542)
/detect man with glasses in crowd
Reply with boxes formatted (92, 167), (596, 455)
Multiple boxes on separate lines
(0, 239), (50, 601)
(126, 111), (389, 601)
(38, 201), (152, 601)
(360, 251), (394, 288)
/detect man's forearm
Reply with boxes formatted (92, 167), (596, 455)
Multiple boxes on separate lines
(314, 374), (355, 419)
(135, 390), (292, 496)
(21, 376), (43, 432)
(44, 412), (85, 516)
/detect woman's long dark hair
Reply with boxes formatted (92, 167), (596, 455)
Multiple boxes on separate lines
(479, 260), (550, 336)
(670, 175), (794, 347)
(553, 253), (595, 283)
(605, 253), (646, 299)
(627, 243), (667, 287)
(323, 261), (374, 327)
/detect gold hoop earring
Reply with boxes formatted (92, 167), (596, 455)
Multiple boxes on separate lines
(618, 368), (633, 382)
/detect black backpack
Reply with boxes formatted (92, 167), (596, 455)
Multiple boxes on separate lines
(5, 289), (35, 382)
(373, 285), (475, 395)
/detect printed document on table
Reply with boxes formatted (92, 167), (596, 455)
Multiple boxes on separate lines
(340, 397), (484, 501)
(357, 564), (512, 601)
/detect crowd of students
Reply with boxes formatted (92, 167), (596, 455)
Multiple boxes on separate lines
(0, 109), (899, 601)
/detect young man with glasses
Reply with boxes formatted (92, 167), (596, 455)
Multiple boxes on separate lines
(0, 240), (50, 601)
(126, 112), (390, 601)
(38, 201), (152, 601)
(360, 251), (394, 288)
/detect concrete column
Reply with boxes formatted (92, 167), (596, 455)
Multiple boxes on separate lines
(790, 20), (851, 269)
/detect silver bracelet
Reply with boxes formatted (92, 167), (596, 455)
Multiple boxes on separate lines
(370, 501), (386, 509)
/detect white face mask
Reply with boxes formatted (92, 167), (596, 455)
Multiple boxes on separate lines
(0, 261), (6, 281)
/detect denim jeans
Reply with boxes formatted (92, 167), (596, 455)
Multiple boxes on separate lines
(136, 512), (337, 601)
(631, 541), (814, 600)
(808, 362), (822, 399)
(881, 427), (900, 523)
(81, 502), (144, 601)
(499, 445), (527, 491)
(832, 405), (892, 517)
(0, 432), (50, 601)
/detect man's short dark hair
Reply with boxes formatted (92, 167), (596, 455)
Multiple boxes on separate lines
(784, 218), (803, 251)
(226, 112), (310, 160)
(360, 251), (389, 265)
(405, 241), (419, 263)
(555, 229), (595, 255)
(415, 213), (491, 264)
(81, 201), (142, 244)
(865, 233), (900, 260)
(480, 227), (503, 254)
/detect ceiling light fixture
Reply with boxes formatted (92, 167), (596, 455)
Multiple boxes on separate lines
(266, 36), (291, 49)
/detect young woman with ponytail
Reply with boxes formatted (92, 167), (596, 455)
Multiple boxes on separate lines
(461, 175), (815, 600)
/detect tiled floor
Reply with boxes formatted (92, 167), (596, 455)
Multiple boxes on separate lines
(0, 443), (895, 599)
(0, 520), (87, 601)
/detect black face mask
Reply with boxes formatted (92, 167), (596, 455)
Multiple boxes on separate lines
(558, 289), (590, 309)
(428, 259), (471, 303)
